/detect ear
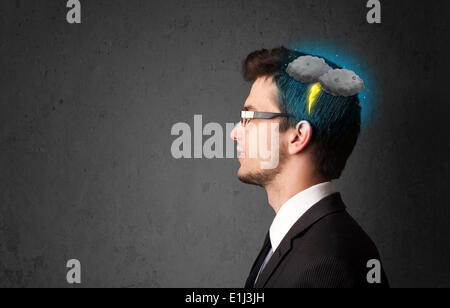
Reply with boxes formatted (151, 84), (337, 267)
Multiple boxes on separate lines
(287, 120), (313, 155)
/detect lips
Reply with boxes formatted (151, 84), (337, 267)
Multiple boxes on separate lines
(237, 148), (246, 159)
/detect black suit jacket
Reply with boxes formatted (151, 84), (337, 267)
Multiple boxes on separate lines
(244, 192), (389, 288)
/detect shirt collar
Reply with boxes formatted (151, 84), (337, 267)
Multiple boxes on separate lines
(269, 181), (336, 252)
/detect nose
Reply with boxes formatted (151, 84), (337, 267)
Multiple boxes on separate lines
(229, 122), (241, 141)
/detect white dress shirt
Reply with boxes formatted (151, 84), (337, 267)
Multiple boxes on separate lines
(254, 181), (336, 285)
(269, 181), (336, 253)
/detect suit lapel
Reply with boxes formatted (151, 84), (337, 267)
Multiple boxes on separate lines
(253, 192), (346, 288)
(244, 230), (271, 288)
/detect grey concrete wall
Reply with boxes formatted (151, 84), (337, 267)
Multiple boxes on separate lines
(0, 0), (449, 287)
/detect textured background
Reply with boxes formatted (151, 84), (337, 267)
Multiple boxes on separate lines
(1, 0), (449, 287)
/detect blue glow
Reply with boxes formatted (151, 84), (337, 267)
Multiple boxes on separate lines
(289, 42), (375, 127)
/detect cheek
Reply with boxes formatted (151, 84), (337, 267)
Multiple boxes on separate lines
(241, 124), (252, 151)
(243, 128), (251, 153)
(243, 123), (281, 160)
(265, 123), (281, 150)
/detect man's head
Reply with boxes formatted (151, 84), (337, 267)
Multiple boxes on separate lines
(230, 46), (361, 187)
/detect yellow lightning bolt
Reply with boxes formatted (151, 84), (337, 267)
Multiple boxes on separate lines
(308, 83), (322, 115)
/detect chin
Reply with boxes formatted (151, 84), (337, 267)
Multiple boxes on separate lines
(236, 158), (285, 188)
(238, 175), (262, 187)
(237, 167), (246, 180)
(237, 167), (264, 187)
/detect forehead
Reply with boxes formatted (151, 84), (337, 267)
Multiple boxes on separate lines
(244, 76), (280, 112)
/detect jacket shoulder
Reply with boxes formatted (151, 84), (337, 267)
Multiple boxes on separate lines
(298, 209), (380, 259)
(284, 210), (388, 287)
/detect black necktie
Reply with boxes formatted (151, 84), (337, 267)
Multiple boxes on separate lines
(244, 232), (271, 288)
(254, 246), (274, 285)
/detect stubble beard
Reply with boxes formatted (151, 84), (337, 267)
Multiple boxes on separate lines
(237, 148), (287, 188)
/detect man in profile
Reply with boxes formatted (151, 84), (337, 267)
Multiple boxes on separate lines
(229, 46), (389, 288)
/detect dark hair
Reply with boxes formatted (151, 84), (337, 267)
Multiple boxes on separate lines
(242, 46), (361, 180)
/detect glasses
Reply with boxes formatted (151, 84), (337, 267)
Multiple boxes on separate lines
(240, 111), (293, 127)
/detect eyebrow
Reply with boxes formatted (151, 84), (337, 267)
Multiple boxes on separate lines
(243, 105), (256, 111)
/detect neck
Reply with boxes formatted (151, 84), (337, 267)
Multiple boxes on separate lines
(264, 162), (329, 214)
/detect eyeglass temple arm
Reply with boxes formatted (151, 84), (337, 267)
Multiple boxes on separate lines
(241, 111), (294, 119)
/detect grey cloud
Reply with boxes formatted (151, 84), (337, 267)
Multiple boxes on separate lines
(286, 55), (332, 83)
(318, 69), (365, 97)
